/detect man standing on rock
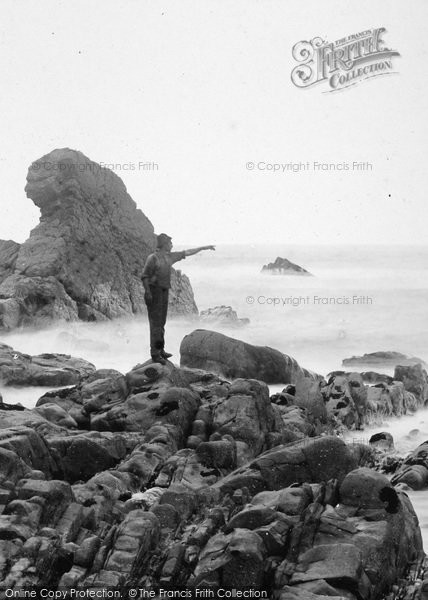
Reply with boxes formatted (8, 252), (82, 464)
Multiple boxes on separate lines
(142, 233), (215, 363)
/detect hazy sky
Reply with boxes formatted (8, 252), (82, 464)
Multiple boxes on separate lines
(1, 1), (427, 245)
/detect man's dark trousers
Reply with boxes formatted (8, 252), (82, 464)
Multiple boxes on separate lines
(146, 285), (169, 358)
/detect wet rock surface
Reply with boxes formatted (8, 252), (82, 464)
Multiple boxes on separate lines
(0, 351), (426, 597)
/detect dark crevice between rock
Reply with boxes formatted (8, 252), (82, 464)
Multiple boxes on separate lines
(379, 486), (400, 514)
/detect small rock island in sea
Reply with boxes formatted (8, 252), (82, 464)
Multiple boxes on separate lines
(0, 150), (426, 598)
(261, 256), (313, 276)
(199, 305), (250, 327)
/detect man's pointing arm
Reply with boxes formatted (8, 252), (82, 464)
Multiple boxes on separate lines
(184, 245), (216, 257)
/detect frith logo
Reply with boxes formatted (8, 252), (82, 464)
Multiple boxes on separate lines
(291, 28), (400, 92)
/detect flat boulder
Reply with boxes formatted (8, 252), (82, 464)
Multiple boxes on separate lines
(180, 329), (319, 384)
(0, 342), (95, 386)
(343, 351), (427, 369)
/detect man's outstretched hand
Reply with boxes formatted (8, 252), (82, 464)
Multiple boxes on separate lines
(184, 245), (216, 257)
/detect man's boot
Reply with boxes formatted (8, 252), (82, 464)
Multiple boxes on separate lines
(151, 354), (166, 365)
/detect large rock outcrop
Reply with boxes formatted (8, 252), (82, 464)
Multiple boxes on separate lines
(0, 149), (197, 330)
(180, 329), (320, 384)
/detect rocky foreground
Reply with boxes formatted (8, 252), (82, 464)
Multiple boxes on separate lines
(0, 334), (428, 597)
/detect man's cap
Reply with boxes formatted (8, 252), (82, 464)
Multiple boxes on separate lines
(157, 233), (172, 247)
